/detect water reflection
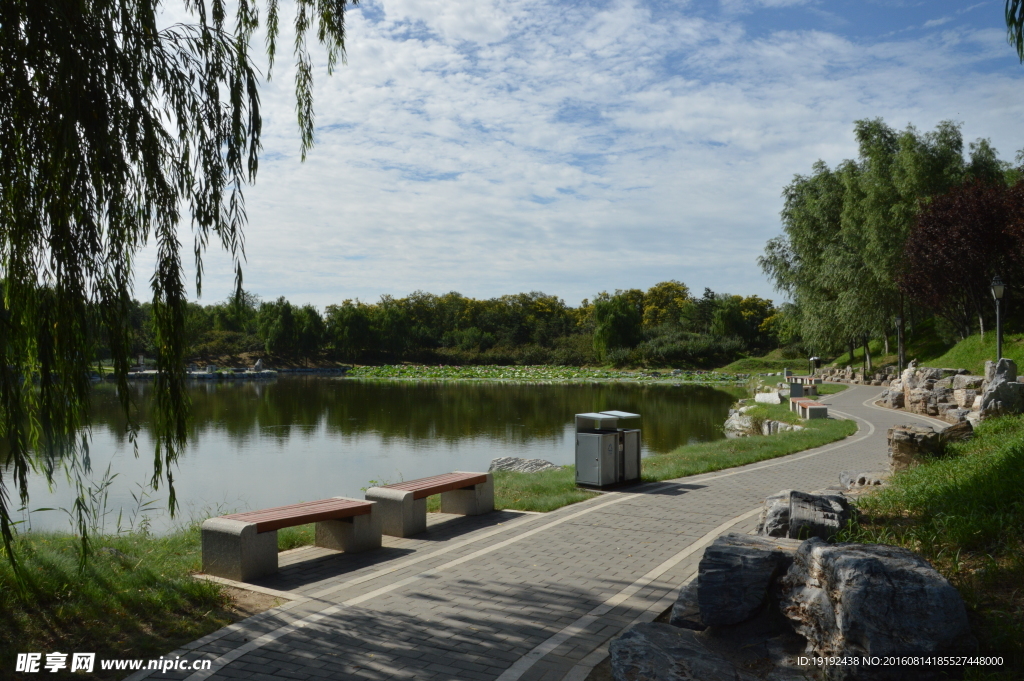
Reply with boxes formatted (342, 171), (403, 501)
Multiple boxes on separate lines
(11, 378), (741, 533)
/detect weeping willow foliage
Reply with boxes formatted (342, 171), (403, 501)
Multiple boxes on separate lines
(0, 0), (351, 566)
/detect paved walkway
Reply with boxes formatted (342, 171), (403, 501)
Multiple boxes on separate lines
(128, 385), (946, 681)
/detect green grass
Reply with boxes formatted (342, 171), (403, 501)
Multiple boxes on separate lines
(641, 403), (857, 481)
(842, 415), (1024, 674)
(346, 364), (743, 383)
(720, 357), (808, 374)
(816, 383), (848, 395)
(926, 332), (1024, 375)
(0, 527), (233, 680)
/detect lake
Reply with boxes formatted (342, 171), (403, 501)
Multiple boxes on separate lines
(11, 377), (741, 533)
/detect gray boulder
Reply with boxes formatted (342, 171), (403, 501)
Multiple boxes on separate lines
(756, 490), (793, 537)
(777, 538), (976, 678)
(610, 623), (754, 681)
(609, 623), (808, 681)
(952, 374), (983, 391)
(839, 470), (889, 490)
(669, 581), (705, 631)
(697, 533), (801, 626)
(487, 457), (559, 473)
(756, 490), (853, 540)
(788, 490), (853, 540)
(981, 358), (1024, 416)
(887, 424), (943, 472)
(755, 391), (782, 405)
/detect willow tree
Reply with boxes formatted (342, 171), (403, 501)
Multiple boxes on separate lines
(0, 0), (353, 564)
(762, 119), (1010, 367)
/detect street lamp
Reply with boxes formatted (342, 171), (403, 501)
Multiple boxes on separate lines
(992, 275), (1005, 362)
(895, 315), (904, 375)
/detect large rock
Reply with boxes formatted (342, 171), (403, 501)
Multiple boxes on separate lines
(669, 581), (705, 631)
(487, 457), (559, 473)
(756, 491), (793, 537)
(952, 374), (984, 391)
(981, 358), (1024, 417)
(887, 424), (943, 472)
(777, 539), (976, 678)
(880, 389), (905, 409)
(611, 624), (735, 681)
(756, 490), (852, 540)
(788, 490), (853, 540)
(697, 534), (801, 626)
(755, 390), (782, 405)
(953, 388), (977, 409)
(609, 622), (809, 681)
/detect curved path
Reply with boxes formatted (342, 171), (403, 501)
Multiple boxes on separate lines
(129, 385), (946, 681)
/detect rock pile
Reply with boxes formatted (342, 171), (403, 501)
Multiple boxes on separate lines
(817, 365), (898, 386)
(609, 480), (976, 680)
(723, 409), (805, 437)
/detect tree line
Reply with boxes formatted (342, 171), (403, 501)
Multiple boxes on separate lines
(112, 283), (783, 368)
(760, 118), (1024, 368)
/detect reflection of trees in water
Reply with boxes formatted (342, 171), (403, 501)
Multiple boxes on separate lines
(8, 379), (739, 463)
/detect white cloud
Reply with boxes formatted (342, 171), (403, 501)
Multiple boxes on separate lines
(140, 0), (1024, 309)
(924, 16), (954, 28)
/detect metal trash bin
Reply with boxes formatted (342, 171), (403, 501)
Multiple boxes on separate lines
(574, 411), (641, 487)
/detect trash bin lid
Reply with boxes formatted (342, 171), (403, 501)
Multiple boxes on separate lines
(599, 410), (640, 419)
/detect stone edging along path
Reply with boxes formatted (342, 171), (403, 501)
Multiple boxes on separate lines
(127, 385), (940, 681)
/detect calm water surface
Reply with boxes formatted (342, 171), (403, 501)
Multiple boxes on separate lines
(14, 377), (740, 533)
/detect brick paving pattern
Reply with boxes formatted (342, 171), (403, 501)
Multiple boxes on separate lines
(127, 385), (941, 681)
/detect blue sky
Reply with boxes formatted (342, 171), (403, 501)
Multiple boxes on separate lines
(155, 0), (1024, 309)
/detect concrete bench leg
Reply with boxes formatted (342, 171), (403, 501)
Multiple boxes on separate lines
(364, 488), (426, 537)
(201, 517), (278, 581)
(806, 406), (828, 419)
(316, 498), (382, 552)
(440, 472), (494, 516)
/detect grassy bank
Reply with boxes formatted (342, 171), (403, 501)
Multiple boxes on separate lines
(842, 415), (1024, 674)
(0, 526), (232, 680)
(346, 364), (744, 382)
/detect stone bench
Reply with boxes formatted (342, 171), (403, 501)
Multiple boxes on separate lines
(789, 396), (811, 413)
(366, 472), (494, 538)
(202, 497), (380, 581)
(798, 400), (828, 419)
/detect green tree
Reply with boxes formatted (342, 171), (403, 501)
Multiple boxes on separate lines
(761, 119), (1012, 365)
(259, 297), (297, 355)
(642, 281), (691, 329)
(0, 1), (353, 561)
(295, 305), (326, 363)
(593, 292), (642, 360)
(325, 300), (376, 360)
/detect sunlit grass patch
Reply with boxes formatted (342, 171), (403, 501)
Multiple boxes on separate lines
(840, 415), (1024, 674)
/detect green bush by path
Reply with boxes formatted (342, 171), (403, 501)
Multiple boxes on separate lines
(843, 415), (1024, 673)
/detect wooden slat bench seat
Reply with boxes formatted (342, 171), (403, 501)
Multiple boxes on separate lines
(202, 497), (381, 582)
(366, 471), (494, 538)
(222, 498), (372, 533)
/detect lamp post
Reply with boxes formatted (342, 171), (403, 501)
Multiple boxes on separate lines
(895, 315), (904, 375)
(992, 275), (1005, 363)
